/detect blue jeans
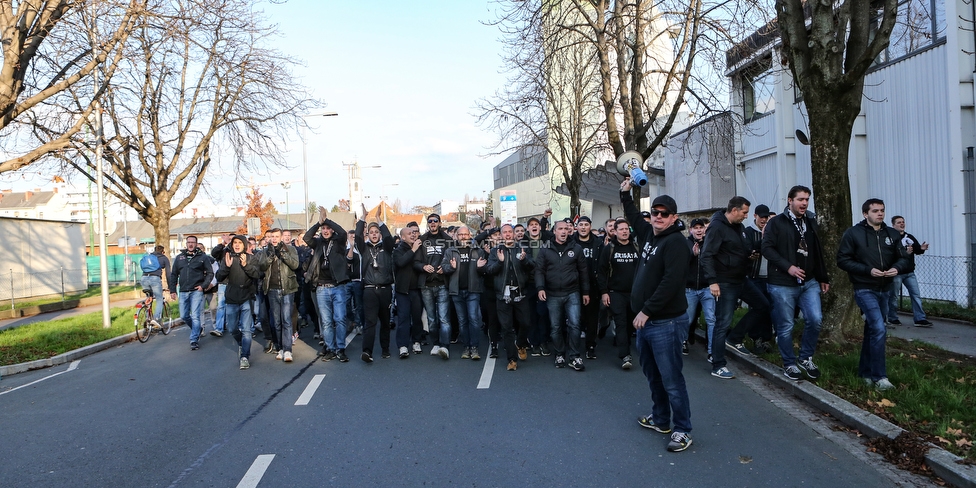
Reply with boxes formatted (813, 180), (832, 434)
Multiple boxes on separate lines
(421, 285), (451, 347)
(684, 288), (716, 354)
(854, 289), (889, 381)
(179, 290), (205, 344)
(452, 290), (482, 348)
(887, 272), (926, 322)
(547, 292), (582, 359)
(768, 280), (824, 367)
(317, 285), (348, 351)
(267, 289), (294, 353)
(140, 275), (164, 321)
(347, 280), (364, 329)
(214, 283), (227, 333)
(636, 316), (692, 433)
(225, 301), (254, 358)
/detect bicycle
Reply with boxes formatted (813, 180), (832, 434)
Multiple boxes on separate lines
(135, 288), (172, 343)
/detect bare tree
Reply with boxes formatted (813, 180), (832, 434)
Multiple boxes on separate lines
(777, 0), (898, 338)
(0, 0), (147, 172)
(51, 0), (315, 246)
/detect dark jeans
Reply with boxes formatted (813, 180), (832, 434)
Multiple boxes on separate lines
(582, 291), (600, 350)
(547, 292), (582, 359)
(266, 289), (294, 353)
(637, 316), (692, 433)
(496, 297), (531, 362)
(724, 279), (771, 345)
(225, 301), (253, 358)
(395, 290), (424, 348)
(747, 277), (774, 342)
(346, 280), (364, 330)
(713, 281), (768, 370)
(527, 285), (548, 346)
(608, 291), (635, 358)
(362, 285), (392, 355)
(854, 288), (889, 381)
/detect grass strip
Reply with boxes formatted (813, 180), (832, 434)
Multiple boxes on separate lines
(0, 285), (138, 312)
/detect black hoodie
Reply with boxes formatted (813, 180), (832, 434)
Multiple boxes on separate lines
(215, 235), (260, 304)
(596, 237), (640, 294)
(630, 222), (689, 319)
(700, 210), (752, 284)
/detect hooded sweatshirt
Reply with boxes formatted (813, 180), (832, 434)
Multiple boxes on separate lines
(215, 235), (261, 304)
(630, 221), (690, 320)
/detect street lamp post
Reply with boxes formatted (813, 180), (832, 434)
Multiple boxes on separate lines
(302, 111), (338, 228)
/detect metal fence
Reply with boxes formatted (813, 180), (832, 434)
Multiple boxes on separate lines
(0, 268), (90, 306)
(904, 255), (975, 307)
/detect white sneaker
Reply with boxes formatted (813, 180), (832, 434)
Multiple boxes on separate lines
(413, 342), (422, 354)
(431, 346), (441, 356)
(438, 346), (449, 360)
(875, 377), (895, 390)
(399, 346), (409, 358)
(283, 351), (293, 363)
(275, 350), (283, 360)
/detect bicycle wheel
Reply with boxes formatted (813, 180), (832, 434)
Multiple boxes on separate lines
(136, 304), (152, 343)
(160, 299), (172, 335)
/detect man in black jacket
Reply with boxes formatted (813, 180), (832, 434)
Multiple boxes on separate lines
(442, 226), (488, 360)
(535, 220), (590, 371)
(355, 212), (396, 362)
(484, 224), (532, 371)
(170, 235), (215, 350)
(621, 181), (693, 453)
(837, 198), (910, 391)
(700, 196), (770, 379)
(597, 218), (640, 369)
(762, 186), (830, 381)
(394, 223), (424, 358)
(886, 216), (932, 327)
(414, 213), (453, 359)
(304, 206), (352, 362)
(574, 216), (603, 360)
(744, 205), (774, 352)
(215, 235), (261, 369)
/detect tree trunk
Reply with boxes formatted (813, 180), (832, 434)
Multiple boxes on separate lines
(806, 96), (862, 342)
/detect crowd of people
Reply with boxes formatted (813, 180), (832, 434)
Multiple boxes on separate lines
(143, 180), (932, 453)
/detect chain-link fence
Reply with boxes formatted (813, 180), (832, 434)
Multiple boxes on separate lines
(0, 268), (90, 306)
(903, 255), (975, 307)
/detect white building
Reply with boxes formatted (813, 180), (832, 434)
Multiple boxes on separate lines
(666, 0), (974, 304)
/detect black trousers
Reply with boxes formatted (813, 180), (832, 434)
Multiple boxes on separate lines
(495, 297), (531, 362)
(362, 286), (393, 354)
(608, 291), (635, 358)
(481, 290), (500, 344)
(725, 278), (772, 345)
(582, 290), (600, 349)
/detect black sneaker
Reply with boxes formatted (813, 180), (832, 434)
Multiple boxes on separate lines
(530, 346), (542, 357)
(637, 415), (671, 434)
(381, 350), (391, 359)
(361, 351), (373, 363)
(667, 432), (693, 452)
(914, 320), (933, 327)
(585, 347), (596, 360)
(320, 350), (336, 362)
(489, 344), (499, 358)
(621, 355), (633, 370)
(337, 349), (349, 362)
(570, 357), (586, 371)
(889, 318), (902, 325)
(798, 358), (820, 380)
(555, 355), (567, 368)
(783, 365), (802, 381)
(681, 341), (689, 356)
(190, 342), (199, 350)
(707, 354), (712, 364)
(540, 343), (551, 356)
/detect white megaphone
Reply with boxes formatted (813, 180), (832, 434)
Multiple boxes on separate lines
(616, 151), (648, 187)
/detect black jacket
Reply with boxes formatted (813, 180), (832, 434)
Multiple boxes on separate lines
(414, 230), (452, 287)
(574, 233), (603, 294)
(214, 235), (260, 304)
(744, 226), (764, 279)
(394, 240), (420, 294)
(762, 211), (830, 287)
(484, 242), (532, 300)
(304, 220), (350, 286)
(596, 237), (640, 294)
(442, 244), (488, 294)
(169, 247), (215, 293)
(684, 235), (708, 290)
(355, 221), (395, 286)
(533, 240), (589, 297)
(836, 220), (910, 291)
(898, 231), (925, 273)
(621, 192), (689, 319)
(701, 210), (752, 284)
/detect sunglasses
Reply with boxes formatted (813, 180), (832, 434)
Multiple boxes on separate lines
(650, 209), (672, 217)
(428, 219), (439, 223)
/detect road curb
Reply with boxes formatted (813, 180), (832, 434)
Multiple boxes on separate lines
(0, 319), (185, 378)
(703, 330), (976, 487)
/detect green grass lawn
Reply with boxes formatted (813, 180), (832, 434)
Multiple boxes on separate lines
(0, 301), (179, 365)
(0, 285), (138, 312)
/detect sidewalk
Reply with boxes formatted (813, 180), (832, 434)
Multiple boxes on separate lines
(886, 311), (976, 358)
(0, 299), (143, 333)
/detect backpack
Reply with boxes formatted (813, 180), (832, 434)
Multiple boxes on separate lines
(140, 253), (161, 273)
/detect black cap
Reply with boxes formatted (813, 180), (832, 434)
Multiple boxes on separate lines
(651, 194), (678, 214)
(689, 218), (707, 227)
(755, 204), (771, 217)
(526, 217), (541, 226)
(640, 211), (652, 219)
(577, 216), (592, 224)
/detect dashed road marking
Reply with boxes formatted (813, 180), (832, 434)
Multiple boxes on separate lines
(0, 360), (80, 396)
(477, 357), (495, 389)
(295, 374), (326, 405)
(236, 454), (275, 488)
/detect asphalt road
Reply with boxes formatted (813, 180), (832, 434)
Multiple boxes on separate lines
(0, 325), (934, 487)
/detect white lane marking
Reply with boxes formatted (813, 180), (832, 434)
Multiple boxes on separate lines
(477, 357), (496, 389)
(236, 454), (275, 488)
(0, 360), (81, 396)
(295, 374), (326, 406)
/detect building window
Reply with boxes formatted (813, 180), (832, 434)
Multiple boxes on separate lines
(741, 56), (775, 122)
(873, 0), (945, 66)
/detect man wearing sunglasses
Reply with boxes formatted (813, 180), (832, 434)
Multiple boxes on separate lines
(762, 185), (830, 381)
(415, 213), (454, 359)
(701, 196), (770, 380)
